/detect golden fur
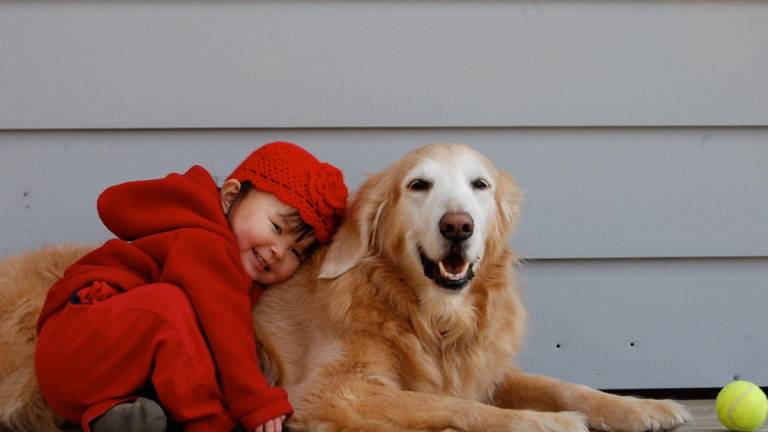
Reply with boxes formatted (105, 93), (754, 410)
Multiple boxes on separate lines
(0, 144), (690, 431)
(0, 244), (90, 431)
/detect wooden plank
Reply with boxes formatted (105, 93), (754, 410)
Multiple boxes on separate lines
(1, 1), (767, 129)
(2, 128), (766, 260)
(517, 259), (768, 389)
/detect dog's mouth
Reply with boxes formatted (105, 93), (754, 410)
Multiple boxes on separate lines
(419, 244), (475, 290)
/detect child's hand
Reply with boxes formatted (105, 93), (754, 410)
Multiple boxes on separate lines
(255, 415), (287, 432)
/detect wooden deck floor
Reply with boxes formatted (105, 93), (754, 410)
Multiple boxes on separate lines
(678, 399), (766, 431)
(57, 399), (765, 431)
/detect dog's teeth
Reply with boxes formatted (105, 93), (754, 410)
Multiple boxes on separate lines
(438, 261), (447, 276)
(438, 260), (468, 280)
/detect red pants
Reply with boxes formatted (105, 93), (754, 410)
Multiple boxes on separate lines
(36, 283), (238, 432)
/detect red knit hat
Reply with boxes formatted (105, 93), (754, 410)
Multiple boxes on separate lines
(228, 142), (348, 243)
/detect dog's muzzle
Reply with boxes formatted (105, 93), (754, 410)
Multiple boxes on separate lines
(419, 212), (477, 290)
(419, 243), (475, 290)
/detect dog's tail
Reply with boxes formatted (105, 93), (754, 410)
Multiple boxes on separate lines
(0, 244), (92, 432)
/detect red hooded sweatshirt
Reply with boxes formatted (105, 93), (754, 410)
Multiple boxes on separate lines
(37, 165), (293, 429)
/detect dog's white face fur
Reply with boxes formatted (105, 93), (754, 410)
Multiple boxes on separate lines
(319, 144), (521, 319)
(399, 151), (497, 287)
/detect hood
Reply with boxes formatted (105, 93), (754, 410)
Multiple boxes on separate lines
(97, 165), (231, 241)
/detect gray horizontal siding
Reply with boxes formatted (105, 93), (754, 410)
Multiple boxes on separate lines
(1, 128), (766, 260)
(2, 1), (768, 129)
(517, 258), (768, 389)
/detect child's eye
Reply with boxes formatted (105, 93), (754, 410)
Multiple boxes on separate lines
(272, 222), (282, 234)
(291, 249), (302, 259)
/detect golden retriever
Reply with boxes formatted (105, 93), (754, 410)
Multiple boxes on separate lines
(0, 144), (690, 431)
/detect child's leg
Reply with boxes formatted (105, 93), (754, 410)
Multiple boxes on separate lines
(36, 283), (238, 432)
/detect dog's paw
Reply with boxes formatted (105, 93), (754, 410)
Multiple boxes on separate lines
(550, 411), (590, 432)
(508, 410), (589, 432)
(586, 396), (692, 431)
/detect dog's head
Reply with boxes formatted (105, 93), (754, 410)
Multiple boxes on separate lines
(319, 144), (521, 294)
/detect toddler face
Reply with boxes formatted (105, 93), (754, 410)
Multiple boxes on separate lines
(226, 188), (315, 285)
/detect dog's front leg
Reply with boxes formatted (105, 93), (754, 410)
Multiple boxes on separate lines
(493, 370), (691, 431)
(292, 380), (588, 432)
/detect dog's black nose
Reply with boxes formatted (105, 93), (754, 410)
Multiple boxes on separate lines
(439, 212), (474, 242)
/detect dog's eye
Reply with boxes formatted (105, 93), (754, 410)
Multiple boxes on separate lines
(407, 178), (432, 192)
(472, 178), (490, 190)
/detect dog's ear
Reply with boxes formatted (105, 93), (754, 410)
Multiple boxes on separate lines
(498, 171), (523, 232)
(319, 172), (388, 279)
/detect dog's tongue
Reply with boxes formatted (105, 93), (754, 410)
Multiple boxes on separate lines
(439, 246), (469, 279)
(443, 254), (465, 273)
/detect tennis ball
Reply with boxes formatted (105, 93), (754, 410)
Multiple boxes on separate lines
(716, 380), (768, 432)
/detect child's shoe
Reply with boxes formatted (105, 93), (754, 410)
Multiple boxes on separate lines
(91, 397), (167, 432)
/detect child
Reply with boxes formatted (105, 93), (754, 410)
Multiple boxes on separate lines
(35, 142), (348, 432)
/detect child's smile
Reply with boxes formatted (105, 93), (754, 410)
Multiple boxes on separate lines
(251, 248), (270, 272)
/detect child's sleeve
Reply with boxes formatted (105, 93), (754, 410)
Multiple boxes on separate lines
(97, 165), (226, 242)
(159, 228), (293, 429)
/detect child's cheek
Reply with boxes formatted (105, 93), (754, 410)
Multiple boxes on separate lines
(275, 261), (299, 284)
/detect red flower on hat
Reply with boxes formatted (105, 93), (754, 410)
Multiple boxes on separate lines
(309, 163), (347, 219)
